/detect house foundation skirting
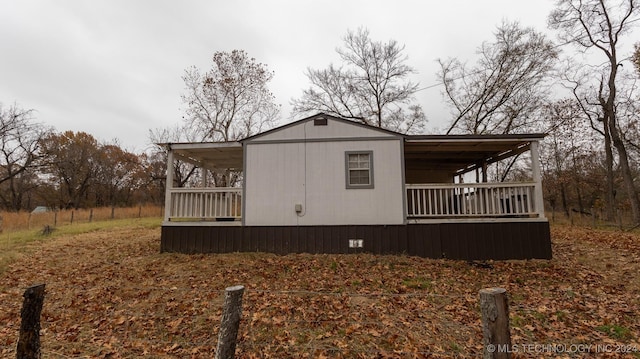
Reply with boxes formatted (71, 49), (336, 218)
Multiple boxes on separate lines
(160, 221), (551, 260)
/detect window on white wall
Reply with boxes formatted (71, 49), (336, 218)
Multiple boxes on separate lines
(345, 151), (374, 189)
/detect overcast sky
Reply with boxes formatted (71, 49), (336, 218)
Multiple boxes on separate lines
(0, 1), (557, 152)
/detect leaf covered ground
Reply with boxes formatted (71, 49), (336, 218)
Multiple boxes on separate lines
(0, 223), (639, 358)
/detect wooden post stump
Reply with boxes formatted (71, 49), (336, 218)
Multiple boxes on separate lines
(480, 287), (511, 359)
(215, 285), (245, 359)
(17, 283), (45, 359)
(41, 225), (53, 236)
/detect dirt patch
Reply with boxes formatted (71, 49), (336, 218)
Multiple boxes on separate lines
(1, 224), (639, 358)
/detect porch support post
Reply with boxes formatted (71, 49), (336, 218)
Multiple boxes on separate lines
(164, 146), (174, 222)
(482, 161), (488, 183)
(530, 140), (546, 219)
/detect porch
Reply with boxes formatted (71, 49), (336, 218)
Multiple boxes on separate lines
(165, 181), (544, 223)
(406, 182), (542, 220)
(166, 187), (242, 223)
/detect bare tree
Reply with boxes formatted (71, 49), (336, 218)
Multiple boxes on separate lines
(148, 125), (199, 188)
(634, 43), (640, 74)
(292, 28), (426, 134)
(617, 72), (640, 154)
(549, 0), (640, 224)
(438, 21), (558, 134)
(135, 150), (167, 205)
(0, 103), (49, 211)
(182, 50), (280, 142)
(558, 61), (618, 220)
(539, 99), (601, 219)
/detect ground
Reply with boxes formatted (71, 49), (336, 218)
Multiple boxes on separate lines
(0, 222), (639, 358)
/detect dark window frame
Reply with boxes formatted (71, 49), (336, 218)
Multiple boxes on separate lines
(345, 151), (374, 189)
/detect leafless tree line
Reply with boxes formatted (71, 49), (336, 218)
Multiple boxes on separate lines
(435, 0), (640, 224)
(0, 103), (166, 211)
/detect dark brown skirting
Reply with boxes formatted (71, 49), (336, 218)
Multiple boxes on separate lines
(161, 221), (551, 260)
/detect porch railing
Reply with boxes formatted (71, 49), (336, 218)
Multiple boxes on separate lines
(406, 182), (538, 218)
(168, 187), (242, 220)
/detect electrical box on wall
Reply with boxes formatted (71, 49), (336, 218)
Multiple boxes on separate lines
(295, 204), (303, 213)
(348, 239), (364, 248)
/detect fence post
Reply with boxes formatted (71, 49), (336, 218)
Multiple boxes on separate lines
(70, 211), (74, 224)
(89, 209), (93, 223)
(16, 283), (46, 359)
(215, 285), (245, 359)
(479, 287), (511, 359)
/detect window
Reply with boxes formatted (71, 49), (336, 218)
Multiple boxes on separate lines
(345, 151), (374, 189)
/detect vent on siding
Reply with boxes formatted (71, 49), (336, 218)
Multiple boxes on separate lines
(314, 117), (327, 126)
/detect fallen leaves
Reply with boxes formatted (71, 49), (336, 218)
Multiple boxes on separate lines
(0, 223), (638, 357)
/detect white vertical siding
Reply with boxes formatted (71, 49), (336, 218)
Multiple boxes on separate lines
(244, 138), (404, 226)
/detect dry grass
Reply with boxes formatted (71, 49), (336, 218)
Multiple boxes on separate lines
(0, 223), (639, 358)
(0, 206), (163, 275)
(0, 205), (163, 233)
(546, 209), (637, 230)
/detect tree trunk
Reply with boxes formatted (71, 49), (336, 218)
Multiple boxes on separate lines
(604, 54), (640, 224)
(603, 126), (616, 222)
(560, 183), (570, 218)
(576, 181), (585, 215)
(571, 147), (585, 215)
(609, 122), (640, 224)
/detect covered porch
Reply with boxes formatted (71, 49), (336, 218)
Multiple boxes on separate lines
(403, 134), (546, 221)
(163, 134), (546, 224)
(163, 142), (244, 224)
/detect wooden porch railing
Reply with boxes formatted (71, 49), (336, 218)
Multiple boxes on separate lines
(168, 188), (242, 220)
(406, 182), (538, 218)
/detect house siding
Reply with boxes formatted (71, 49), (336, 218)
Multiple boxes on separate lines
(244, 137), (404, 226)
(247, 117), (398, 142)
(160, 221), (552, 260)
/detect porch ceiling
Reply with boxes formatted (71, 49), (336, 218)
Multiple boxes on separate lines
(404, 134), (544, 175)
(162, 134), (544, 175)
(167, 142), (244, 171)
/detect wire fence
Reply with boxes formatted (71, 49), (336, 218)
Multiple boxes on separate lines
(2, 282), (634, 358)
(0, 205), (163, 233)
(1, 284), (492, 358)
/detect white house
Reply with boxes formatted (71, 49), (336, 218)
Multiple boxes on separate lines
(161, 113), (551, 260)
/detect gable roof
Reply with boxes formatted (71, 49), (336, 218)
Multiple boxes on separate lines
(240, 113), (404, 143)
(160, 114), (545, 175)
